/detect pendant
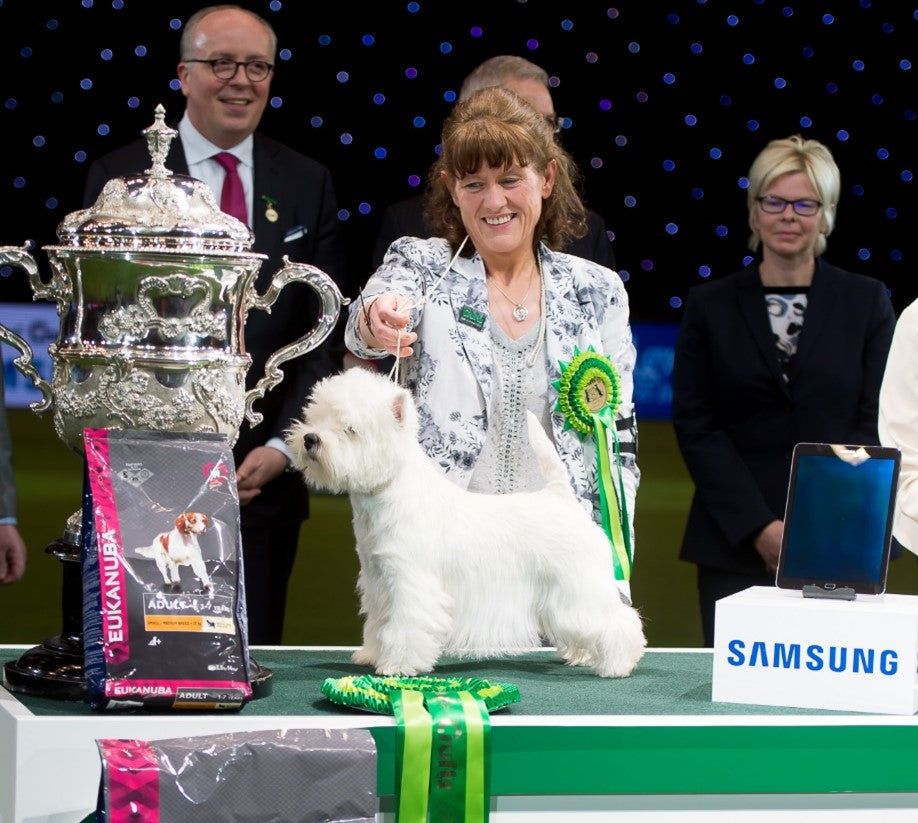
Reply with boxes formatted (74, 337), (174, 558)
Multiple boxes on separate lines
(512, 305), (528, 322)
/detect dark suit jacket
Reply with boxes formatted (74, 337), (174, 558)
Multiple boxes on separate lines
(84, 131), (347, 526)
(371, 193), (616, 271)
(0, 380), (16, 520)
(672, 258), (896, 575)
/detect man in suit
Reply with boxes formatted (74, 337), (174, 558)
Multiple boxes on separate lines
(372, 55), (616, 271)
(84, 5), (346, 644)
(0, 380), (27, 584)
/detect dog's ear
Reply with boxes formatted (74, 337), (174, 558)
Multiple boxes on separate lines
(174, 513), (186, 531)
(202, 514), (210, 528)
(392, 391), (409, 425)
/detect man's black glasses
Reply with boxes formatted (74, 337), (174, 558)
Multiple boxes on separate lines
(185, 58), (274, 82)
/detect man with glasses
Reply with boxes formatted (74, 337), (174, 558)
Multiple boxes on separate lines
(83, 5), (346, 645)
(371, 55), (616, 271)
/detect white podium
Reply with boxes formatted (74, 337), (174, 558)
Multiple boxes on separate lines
(712, 586), (918, 715)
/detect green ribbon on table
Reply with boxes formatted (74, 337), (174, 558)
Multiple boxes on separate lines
(391, 690), (433, 822)
(553, 346), (632, 580)
(425, 691), (490, 823)
(323, 675), (517, 822)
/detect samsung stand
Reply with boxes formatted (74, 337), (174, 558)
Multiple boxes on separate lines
(802, 584), (857, 601)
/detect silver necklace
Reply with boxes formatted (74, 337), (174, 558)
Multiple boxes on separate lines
(526, 248), (546, 368)
(488, 264), (535, 321)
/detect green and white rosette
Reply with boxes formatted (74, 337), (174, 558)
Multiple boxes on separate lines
(553, 346), (632, 581)
(322, 674), (520, 823)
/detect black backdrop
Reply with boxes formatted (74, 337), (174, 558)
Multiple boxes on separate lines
(1, 0), (916, 320)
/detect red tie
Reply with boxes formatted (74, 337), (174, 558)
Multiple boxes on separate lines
(213, 151), (248, 224)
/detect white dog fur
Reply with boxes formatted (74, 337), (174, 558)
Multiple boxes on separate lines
(134, 512), (212, 591)
(286, 367), (646, 677)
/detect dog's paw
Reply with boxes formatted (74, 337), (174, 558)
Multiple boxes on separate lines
(375, 661), (427, 677)
(351, 647), (377, 667)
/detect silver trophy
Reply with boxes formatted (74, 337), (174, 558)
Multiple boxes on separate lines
(0, 106), (349, 697)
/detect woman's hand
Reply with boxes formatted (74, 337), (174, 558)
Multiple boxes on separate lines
(360, 292), (418, 357)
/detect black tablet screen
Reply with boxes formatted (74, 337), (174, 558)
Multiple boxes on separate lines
(779, 445), (899, 592)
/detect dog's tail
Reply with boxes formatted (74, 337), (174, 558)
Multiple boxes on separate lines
(134, 546), (158, 558)
(526, 411), (573, 496)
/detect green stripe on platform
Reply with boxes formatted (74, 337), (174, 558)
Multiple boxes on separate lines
(7, 648), (918, 797)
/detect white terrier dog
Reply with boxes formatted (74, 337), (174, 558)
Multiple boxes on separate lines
(286, 367), (646, 678)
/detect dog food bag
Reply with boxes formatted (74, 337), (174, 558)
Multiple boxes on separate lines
(82, 428), (251, 710)
(94, 729), (377, 822)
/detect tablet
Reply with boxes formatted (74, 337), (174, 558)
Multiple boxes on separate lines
(775, 442), (901, 596)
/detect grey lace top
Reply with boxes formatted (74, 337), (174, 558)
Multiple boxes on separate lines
(467, 320), (553, 494)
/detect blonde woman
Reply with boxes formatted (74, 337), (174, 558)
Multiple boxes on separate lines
(673, 135), (896, 645)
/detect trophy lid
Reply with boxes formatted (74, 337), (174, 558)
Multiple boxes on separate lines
(54, 105), (259, 256)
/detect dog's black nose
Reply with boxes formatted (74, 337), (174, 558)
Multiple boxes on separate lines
(303, 432), (320, 452)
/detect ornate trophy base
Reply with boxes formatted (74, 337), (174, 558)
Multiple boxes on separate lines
(2, 520), (273, 701)
(3, 634), (86, 700)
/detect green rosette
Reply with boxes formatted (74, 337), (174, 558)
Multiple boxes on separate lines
(323, 674), (519, 823)
(321, 674), (520, 713)
(553, 346), (632, 580)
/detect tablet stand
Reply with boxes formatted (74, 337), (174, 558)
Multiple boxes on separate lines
(802, 584), (857, 601)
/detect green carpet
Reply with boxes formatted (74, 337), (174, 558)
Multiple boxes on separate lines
(5, 647), (834, 719)
(4, 410), (918, 648)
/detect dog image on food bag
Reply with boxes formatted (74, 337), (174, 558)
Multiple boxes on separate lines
(134, 512), (213, 591)
(286, 366), (646, 678)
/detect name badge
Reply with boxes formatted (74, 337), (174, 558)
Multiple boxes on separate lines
(458, 306), (486, 330)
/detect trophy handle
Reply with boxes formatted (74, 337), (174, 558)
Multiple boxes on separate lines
(0, 244), (71, 309)
(243, 256), (350, 426)
(0, 246), (53, 412)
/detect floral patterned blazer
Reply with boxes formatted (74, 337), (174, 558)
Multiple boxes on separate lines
(345, 236), (640, 546)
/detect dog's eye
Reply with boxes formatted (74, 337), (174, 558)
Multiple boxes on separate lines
(345, 426), (357, 437)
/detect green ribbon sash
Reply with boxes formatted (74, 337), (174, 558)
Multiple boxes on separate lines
(391, 690), (433, 822)
(324, 675), (516, 823)
(392, 690), (491, 823)
(554, 346), (632, 580)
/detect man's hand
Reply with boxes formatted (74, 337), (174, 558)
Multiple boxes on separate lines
(235, 446), (289, 506)
(754, 519), (784, 574)
(0, 523), (27, 584)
